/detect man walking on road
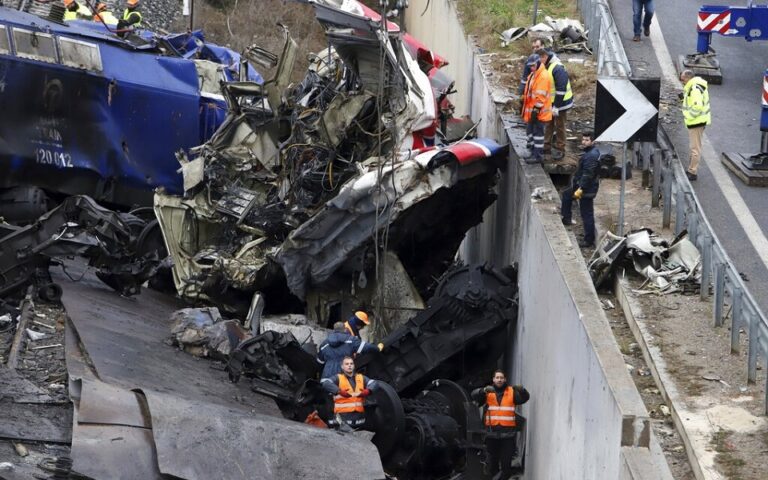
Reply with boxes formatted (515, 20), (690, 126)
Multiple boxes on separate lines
(679, 69), (711, 181)
(632, 0), (655, 41)
(543, 49), (573, 160)
(522, 48), (553, 164)
(561, 132), (600, 248)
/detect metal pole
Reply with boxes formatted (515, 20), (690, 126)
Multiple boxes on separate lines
(618, 143), (627, 236)
(662, 166), (672, 228)
(652, 148), (661, 207)
(532, 0), (539, 25)
(189, 0), (194, 31)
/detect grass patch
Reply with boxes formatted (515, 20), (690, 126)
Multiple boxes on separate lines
(711, 429), (746, 479)
(457, 0), (578, 53)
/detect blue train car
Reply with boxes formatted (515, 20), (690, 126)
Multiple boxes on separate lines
(0, 6), (260, 221)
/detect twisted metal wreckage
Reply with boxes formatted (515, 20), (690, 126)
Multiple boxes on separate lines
(153, 0), (509, 326)
(154, 1), (522, 477)
(0, 1), (523, 478)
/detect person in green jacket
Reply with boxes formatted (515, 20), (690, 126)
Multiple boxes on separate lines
(679, 70), (712, 181)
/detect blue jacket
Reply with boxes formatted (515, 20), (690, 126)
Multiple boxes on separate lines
(574, 146), (600, 197)
(518, 53), (539, 94)
(548, 59), (573, 111)
(316, 332), (378, 379)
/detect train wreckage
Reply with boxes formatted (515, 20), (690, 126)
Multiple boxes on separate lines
(0, 1), (524, 478)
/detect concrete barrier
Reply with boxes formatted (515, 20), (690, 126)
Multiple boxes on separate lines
(405, 1), (672, 478)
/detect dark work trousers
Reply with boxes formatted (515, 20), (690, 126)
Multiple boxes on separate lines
(561, 186), (595, 244)
(486, 436), (516, 479)
(525, 118), (546, 160)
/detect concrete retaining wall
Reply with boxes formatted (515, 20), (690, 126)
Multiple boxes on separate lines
(405, 1), (671, 478)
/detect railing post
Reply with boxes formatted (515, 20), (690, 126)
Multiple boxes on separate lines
(652, 148), (661, 208)
(675, 188), (685, 235)
(713, 262), (726, 327)
(700, 235), (712, 300)
(731, 289), (742, 354)
(662, 166), (672, 228)
(747, 312), (758, 383)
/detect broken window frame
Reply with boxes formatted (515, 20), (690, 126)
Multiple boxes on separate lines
(0, 25), (10, 56)
(57, 36), (103, 73)
(12, 28), (58, 64)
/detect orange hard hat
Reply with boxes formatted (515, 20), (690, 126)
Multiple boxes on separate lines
(127, 0), (139, 6)
(63, 0), (75, 7)
(354, 311), (370, 325)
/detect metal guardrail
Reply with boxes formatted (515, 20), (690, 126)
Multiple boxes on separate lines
(655, 130), (768, 414)
(577, 0), (631, 77)
(578, 0), (768, 414)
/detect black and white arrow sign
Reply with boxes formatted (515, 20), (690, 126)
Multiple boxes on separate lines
(595, 77), (660, 143)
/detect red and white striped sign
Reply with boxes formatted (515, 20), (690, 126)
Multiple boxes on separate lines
(762, 75), (768, 107)
(697, 10), (731, 34)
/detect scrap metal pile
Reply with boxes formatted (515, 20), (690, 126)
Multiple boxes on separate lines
(154, 0), (507, 317)
(588, 228), (702, 293)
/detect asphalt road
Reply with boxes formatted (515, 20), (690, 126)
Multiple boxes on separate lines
(609, 0), (768, 316)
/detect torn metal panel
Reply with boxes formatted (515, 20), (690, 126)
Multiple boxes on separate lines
(76, 379), (149, 428)
(142, 388), (386, 480)
(71, 424), (164, 480)
(56, 263), (281, 417)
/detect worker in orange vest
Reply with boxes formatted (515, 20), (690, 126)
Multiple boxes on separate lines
(472, 370), (530, 479)
(321, 356), (378, 429)
(522, 48), (554, 164)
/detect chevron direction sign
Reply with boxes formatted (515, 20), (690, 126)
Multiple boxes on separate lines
(595, 77), (660, 143)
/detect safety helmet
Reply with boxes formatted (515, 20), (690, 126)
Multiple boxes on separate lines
(63, 0), (75, 7)
(354, 311), (370, 325)
(127, 0), (140, 6)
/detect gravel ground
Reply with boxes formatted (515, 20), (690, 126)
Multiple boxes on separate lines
(584, 163), (768, 479)
(0, 297), (72, 475)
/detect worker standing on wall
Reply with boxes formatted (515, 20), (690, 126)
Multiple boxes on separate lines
(316, 322), (382, 379)
(679, 69), (711, 181)
(63, 0), (92, 21)
(321, 356), (378, 429)
(118, 0), (142, 30)
(472, 370), (530, 479)
(522, 48), (553, 164)
(93, 3), (119, 26)
(543, 49), (574, 160)
(517, 38), (543, 96)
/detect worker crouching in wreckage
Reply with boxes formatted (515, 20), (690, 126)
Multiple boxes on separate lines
(321, 356), (378, 430)
(472, 370), (530, 479)
(316, 312), (384, 379)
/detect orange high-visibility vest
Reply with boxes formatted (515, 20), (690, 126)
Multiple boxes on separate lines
(484, 386), (516, 427)
(522, 63), (553, 123)
(334, 374), (365, 414)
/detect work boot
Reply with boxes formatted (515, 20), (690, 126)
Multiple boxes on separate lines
(644, 26), (651, 36)
(562, 217), (575, 226)
(633, 35), (640, 42)
(686, 171), (698, 181)
(578, 239), (595, 248)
